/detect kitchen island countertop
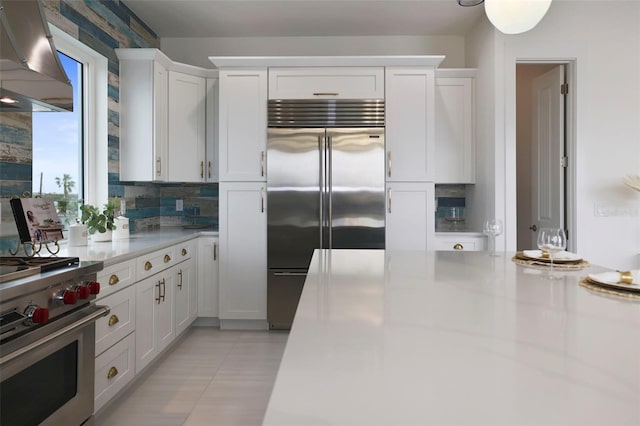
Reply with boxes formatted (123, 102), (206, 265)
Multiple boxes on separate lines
(263, 249), (640, 426)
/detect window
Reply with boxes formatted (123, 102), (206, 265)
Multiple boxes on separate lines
(32, 53), (83, 227)
(31, 25), (109, 229)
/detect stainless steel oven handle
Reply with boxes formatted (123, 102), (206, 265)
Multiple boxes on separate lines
(0, 305), (110, 366)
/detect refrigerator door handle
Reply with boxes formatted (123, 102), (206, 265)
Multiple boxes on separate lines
(327, 134), (333, 250)
(319, 134), (324, 249)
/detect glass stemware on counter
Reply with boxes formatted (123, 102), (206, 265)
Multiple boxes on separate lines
(536, 227), (567, 279)
(483, 219), (503, 257)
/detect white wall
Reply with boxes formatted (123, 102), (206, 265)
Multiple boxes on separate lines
(473, 1), (640, 269)
(160, 35), (467, 68)
(464, 17), (497, 237)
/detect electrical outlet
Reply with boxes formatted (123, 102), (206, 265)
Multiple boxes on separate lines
(176, 199), (183, 211)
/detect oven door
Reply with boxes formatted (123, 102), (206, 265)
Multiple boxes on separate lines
(0, 305), (109, 426)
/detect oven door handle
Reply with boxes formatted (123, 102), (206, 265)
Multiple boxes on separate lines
(0, 305), (109, 366)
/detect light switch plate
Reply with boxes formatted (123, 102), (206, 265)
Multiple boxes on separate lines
(176, 199), (183, 211)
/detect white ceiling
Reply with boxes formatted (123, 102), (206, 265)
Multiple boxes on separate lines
(122, 0), (487, 38)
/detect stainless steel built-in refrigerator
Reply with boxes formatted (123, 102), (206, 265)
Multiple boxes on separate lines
(267, 99), (385, 329)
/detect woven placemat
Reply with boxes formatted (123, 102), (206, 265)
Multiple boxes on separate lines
(579, 278), (640, 300)
(512, 252), (590, 270)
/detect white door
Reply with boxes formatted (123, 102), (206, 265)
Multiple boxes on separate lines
(531, 66), (565, 244)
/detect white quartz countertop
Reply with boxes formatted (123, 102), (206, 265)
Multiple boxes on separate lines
(263, 250), (640, 426)
(57, 228), (218, 266)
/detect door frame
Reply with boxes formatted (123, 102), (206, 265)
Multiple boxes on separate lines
(507, 58), (577, 253)
(516, 63), (569, 250)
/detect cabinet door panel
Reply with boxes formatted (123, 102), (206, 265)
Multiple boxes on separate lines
(268, 67), (384, 99)
(135, 276), (159, 374)
(385, 182), (434, 250)
(198, 237), (218, 317)
(175, 258), (195, 336)
(385, 68), (435, 182)
(435, 77), (475, 183)
(219, 182), (267, 320)
(156, 274), (174, 353)
(168, 71), (206, 182)
(219, 70), (267, 181)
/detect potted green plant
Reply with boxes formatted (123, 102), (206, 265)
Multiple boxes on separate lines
(80, 201), (118, 242)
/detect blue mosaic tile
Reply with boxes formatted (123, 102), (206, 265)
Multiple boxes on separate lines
(108, 110), (119, 127)
(109, 184), (125, 198)
(199, 184), (219, 197)
(108, 172), (120, 184)
(0, 125), (30, 145)
(0, 162), (31, 180)
(108, 84), (119, 102)
(0, 180), (31, 197)
(437, 197), (465, 207)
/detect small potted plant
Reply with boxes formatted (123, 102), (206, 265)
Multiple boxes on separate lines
(80, 200), (118, 242)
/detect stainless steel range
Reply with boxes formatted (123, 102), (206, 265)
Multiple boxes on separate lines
(0, 256), (108, 426)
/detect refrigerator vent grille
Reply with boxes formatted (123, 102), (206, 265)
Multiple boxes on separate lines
(268, 99), (384, 128)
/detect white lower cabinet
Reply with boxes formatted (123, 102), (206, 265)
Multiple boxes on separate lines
(198, 236), (219, 317)
(434, 234), (486, 251)
(174, 257), (197, 336)
(93, 236), (219, 413)
(94, 332), (136, 412)
(95, 286), (136, 356)
(135, 269), (174, 374)
(385, 182), (435, 251)
(219, 182), (267, 323)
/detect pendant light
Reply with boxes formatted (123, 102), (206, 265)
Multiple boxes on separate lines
(484, 0), (552, 34)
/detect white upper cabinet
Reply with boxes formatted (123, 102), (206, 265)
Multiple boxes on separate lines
(168, 71), (206, 182)
(116, 48), (215, 183)
(218, 69), (268, 182)
(385, 67), (436, 182)
(435, 70), (476, 184)
(117, 49), (169, 182)
(205, 77), (219, 182)
(268, 67), (384, 99)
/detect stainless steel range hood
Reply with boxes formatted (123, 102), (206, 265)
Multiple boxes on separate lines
(0, 0), (73, 112)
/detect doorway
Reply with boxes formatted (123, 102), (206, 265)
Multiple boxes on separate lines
(515, 62), (574, 252)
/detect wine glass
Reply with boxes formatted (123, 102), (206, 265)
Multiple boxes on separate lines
(483, 219), (503, 257)
(536, 228), (567, 279)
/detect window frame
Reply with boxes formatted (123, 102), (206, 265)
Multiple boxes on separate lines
(49, 25), (108, 207)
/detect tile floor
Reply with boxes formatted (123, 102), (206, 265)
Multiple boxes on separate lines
(95, 327), (289, 426)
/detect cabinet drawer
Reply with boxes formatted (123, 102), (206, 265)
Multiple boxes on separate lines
(96, 260), (136, 300)
(175, 240), (195, 262)
(94, 332), (136, 412)
(95, 285), (136, 356)
(137, 246), (176, 280)
(434, 235), (485, 251)
(268, 67), (384, 99)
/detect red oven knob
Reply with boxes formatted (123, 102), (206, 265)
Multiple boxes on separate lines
(88, 281), (100, 295)
(55, 290), (78, 305)
(75, 285), (90, 299)
(24, 306), (49, 325)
